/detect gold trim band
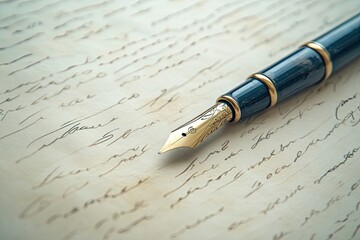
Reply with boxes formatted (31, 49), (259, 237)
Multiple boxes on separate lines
(216, 95), (241, 123)
(249, 73), (278, 108)
(304, 41), (333, 80)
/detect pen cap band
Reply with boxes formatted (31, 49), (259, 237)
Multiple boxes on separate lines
(248, 73), (278, 107)
(304, 41), (333, 80)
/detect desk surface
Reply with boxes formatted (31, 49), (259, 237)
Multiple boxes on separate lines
(1, 1), (360, 239)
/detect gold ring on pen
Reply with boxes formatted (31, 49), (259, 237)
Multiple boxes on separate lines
(304, 41), (333, 80)
(249, 73), (278, 108)
(216, 95), (241, 123)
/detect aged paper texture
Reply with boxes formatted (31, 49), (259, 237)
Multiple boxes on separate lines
(0, 0), (359, 239)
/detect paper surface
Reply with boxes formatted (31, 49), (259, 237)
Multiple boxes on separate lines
(1, 1), (360, 239)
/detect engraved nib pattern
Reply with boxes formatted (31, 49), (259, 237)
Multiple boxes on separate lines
(159, 102), (233, 153)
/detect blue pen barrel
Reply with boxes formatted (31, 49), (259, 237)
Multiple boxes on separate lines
(261, 47), (325, 102)
(219, 13), (360, 121)
(315, 14), (360, 72)
(223, 78), (271, 119)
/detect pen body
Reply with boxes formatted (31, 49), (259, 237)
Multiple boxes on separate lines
(315, 13), (360, 72)
(220, 13), (360, 120)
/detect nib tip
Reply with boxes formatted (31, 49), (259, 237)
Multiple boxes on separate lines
(159, 102), (232, 154)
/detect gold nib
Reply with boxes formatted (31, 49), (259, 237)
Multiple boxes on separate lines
(159, 102), (233, 153)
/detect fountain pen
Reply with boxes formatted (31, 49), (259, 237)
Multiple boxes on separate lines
(159, 13), (360, 153)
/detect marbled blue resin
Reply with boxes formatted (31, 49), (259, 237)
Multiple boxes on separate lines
(261, 47), (325, 101)
(222, 78), (270, 119)
(222, 13), (360, 120)
(315, 13), (360, 72)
